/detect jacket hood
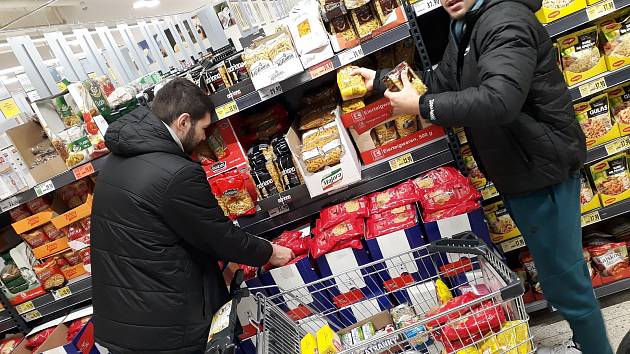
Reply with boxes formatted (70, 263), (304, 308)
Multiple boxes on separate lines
(478, 0), (541, 13)
(104, 106), (188, 158)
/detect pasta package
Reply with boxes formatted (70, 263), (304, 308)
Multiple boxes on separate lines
(483, 201), (521, 243)
(337, 65), (368, 101)
(574, 93), (619, 148)
(368, 180), (418, 214)
(590, 153), (630, 206)
(329, 15), (359, 44)
(383, 62), (427, 95)
(600, 14), (630, 71)
(608, 84), (630, 136)
(210, 168), (258, 219)
(393, 114), (418, 138)
(366, 207), (418, 239)
(372, 121), (398, 146)
(373, 0), (400, 23)
(286, 0), (330, 55)
(344, 0), (369, 10)
(302, 122), (340, 151)
(535, 0), (586, 24)
(320, 196), (370, 230)
(342, 98), (365, 113)
(559, 26), (607, 85)
(350, 3), (381, 38)
(300, 105), (337, 131)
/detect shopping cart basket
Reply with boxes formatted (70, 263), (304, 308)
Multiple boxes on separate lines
(249, 232), (535, 354)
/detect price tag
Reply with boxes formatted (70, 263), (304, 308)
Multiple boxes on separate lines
(269, 203), (290, 217)
(586, 0), (616, 20)
(26, 90), (40, 102)
(0, 196), (20, 213)
(215, 100), (239, 120)
(16, 301), (34, 315)
(0, 98), (20, 118)
(578, 77), (607, 98)
(581, 210), (602, 227)
(73, 162), (95, 180)
(457, 130), (468, 145)
(501, 236), (526, 253)
(605, 136), (630, 156)
(258, 83), (283, 101)
(34, 180), (55, 197)
(23, 310), (42, 321)
(52, 286), (72, 300)
(309, 59), (335, 80)
(338, 46), (365, 66)
(481, 184), (499, 200)
(414, 0), (441, 16)
(389, 153), (414, 171)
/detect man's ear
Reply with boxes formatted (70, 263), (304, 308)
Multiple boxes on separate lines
(174, 113), (191, 130)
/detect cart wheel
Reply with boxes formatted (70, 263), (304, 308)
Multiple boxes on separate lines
(619, 330), (630, 354)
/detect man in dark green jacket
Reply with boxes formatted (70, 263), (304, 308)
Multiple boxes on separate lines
(355, 0), (612, 352)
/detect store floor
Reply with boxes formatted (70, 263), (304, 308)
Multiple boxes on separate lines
(529, 290), (630, 351)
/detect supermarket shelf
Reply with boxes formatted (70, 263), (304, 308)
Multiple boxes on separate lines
(569, 65), (630, 101)
(19, 276), (91, 322)
(581, 197), (630, 228)
(526, 277), (630, 313)
(585, 135), (630, 164)
(413, 0), (441, 16)
(210, 24), (411, 119)
(0, 156), (108, 214)
(238, 138), (454, 234)
(544, 0), (630, 38)
(0, 311), (15, 333)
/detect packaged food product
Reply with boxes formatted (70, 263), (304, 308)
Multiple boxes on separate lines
(559, 26), (606, 85)
(373, 121), (399, 146)
(542, 0), (577, 9)
(264, 32), (301, 71)
(79, 248), (91, 268)
(0, 337), (21, 354)
(303, 147), (327, 173)
(337, 65), (368, 101)
(440, 301), (506, 342)
(370, 204), (413, 220)
(63, 251), (82, 266)
(423, 200), (480, 222)
(9, 205), (31, 222)
(210, 169), (258, 219)
(350, 3), (381, 38)
(344, 0), (369, 9)
(316, 324), (342, 354)
(413, 167), (481, 213)
(580, 169), (595, 206)
(608, 83), (630, 135)
(383, 62), (427, 95)
(368, 180), (418, 214)
(207, 63), (231, 93)
(302, 123), (340, 151)
(366, 207), (418, 238)
(66, 316), (91, 341)
(373, 0), (399, 23)
(391, 303), (416, 323)
(286, 0), (330, 55)
(520, 251), (542, 294)
(61, 222), (87, 241)
(272, 136), (304, 189)
(350, 326), (363, 344)
(310, 218), (365, 258)
(272, 230), (311, 257)
(225, 54), (249, 84)
(485, 201), (520, 239)
(54, 94), (82, 128)
(83, 78), (112, 116)
(33, 259), (66, 291)
(340, 332), (353, 348)
(22, 228), (50, 248)
(393, 114), (418, 138)
(590, 242), (630, 276)
(330, 16), (358, 43)
(42, 223), (64, 240)
(361, 322), (376, 340)
(26, 327), (56, 349)
(342, 98), (365, 113)
(600, 14), (630, 71)
(320, 196), (370, 230)
(479, 321), (531, 354)
(208, 127), (228, 160)
(0, 263), (21, 284)
(301, 332), (318, 354)
(26, 196), (51, 214)
(395, 38), (416, 67)
(590, 153), (630, 199)
(299, 105), (337, 131)
(461, 145), (487, 189)
(80, 217), (91, 233)
(574, 94), (615, 143)
(248, 144), (283, 199)
(436, 278), (453, 304)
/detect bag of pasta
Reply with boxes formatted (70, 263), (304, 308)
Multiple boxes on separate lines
(600, 14), (630, 71)
(590, 153), (630, 205)
(350, 3), (381, 38)
(210, 168), (258, 219)
(302, 122), (340, 151)
(574, 93), (616, 147)
(337, 65), (368, 101)
(286, 0), (330, 55)
(329, 15), (359, 45)
(299, 104), (337, 130)
(373, 0), (400, 23)
(559, 26), (606, 84)
(383, 62), (427, 95)
(608, 83), (630, 133)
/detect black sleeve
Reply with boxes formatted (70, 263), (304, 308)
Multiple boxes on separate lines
(161, 164), (273, 266)
(373, 69), (390, 94)
(422, 40), (456, 94)
(419, 22), (537, 127)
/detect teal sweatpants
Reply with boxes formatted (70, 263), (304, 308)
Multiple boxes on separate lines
(503, 172), (613, 354)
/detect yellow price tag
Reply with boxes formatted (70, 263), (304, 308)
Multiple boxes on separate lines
(578, 77), (607, 98)
(501, 236), (526, 253)
(389, 153), (414, 171)
(581, 210), (602, 227)
(52, 286), (72, 300)
(586, 0), (616, 20)
(457, 130), (468, 145)
(16, 301), (34, 315)
(216, 100), (239, 120)
(0, 98), (20, 118)
(24, 310), (42, 321)
(56, 82), (67, 91)
(481, 184), (499, 200)
(605, 136), (630, 156)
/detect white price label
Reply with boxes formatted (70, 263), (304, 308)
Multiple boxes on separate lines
(501, 236), (526, 253)
(0, 196), (20, 212)
(586, 0), (616, 21)
(338, 46), (365, 66)
(581, 210), (602, 227)
(414, 0), (441, 16)
(389, 153), (414, 171)
(52, 286), (72, 300)
(34, 180), (55, 197)
(269, 203), (290, 217)
(578, 77), (607, 98)
(259, 83), (283, 101)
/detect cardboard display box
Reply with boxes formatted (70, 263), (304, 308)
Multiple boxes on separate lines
(202, 120), (248, 179)
(535, 0), (586, 24)
(423, 208), (492, 247)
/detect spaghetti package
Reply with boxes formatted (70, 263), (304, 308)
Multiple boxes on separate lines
(320, 196), (370, 230)
(310, 218), (365, 258)
(590, 242), (630, 276)
(210, 168), (258, 219)
(337, 65), (368, 101)
(368, 180), (418, 214)
(366, 206), (418, 238)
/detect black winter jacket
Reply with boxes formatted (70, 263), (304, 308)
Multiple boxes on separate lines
(417, 0), (586, 195)
(91, 107), (273, 354)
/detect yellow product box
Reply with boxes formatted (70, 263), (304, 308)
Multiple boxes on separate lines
(600, 15), (630, 71)
(301, 333), (317, 354)
(559, 26), (608, 86)
(607, 84), (630, 136)
(11, 211), (54, 234)
(460, 145), (487, 189)
(536, 0), (586, 24)
(574, 93), (621, 148)
(316, 325), (342, 354)
(483, 201), (521, 244)
(479, 321), (531, 354)
(580, 169), (602, 213)
(590, 152), (630, 206)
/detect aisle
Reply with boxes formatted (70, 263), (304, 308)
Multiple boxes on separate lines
(530, 291), (630, 351)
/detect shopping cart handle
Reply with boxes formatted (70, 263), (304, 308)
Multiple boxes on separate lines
(426, 232), (487, 256)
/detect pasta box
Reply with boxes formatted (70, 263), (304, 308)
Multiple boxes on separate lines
(423, 208), (493, 246)
(558, 26), (608, 86)
(201, 119), (248, 179)
(607, 85), (630, 136)
(286, 106), (362, 197)
(574, 94), (621, 149)
(590, 153), (630, 207)
(535, 0), (586, 24)
(340, 97), (445, 165)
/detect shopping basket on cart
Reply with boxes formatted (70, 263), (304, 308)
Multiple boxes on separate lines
(247, 232), (535, 354)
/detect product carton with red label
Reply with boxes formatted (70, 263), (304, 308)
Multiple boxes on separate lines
(423, 208), (492, 247)
(341, 97), (445, 165)
(201, 119), (248, 179)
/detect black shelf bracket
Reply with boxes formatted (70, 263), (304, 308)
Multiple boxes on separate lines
(0, 290), (28, 334)
(402, 0), (432, 71)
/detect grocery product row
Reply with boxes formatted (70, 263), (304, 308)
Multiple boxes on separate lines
(541, 0), (630, 35)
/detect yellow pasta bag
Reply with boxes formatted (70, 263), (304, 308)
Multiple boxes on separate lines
(479, 321), (531, 354)
(337, 65), (368, 101)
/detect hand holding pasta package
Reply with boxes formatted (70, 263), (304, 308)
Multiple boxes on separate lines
(337, 66), (368, 101)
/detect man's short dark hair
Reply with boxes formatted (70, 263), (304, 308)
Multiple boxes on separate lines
(152, 77), (213, 124)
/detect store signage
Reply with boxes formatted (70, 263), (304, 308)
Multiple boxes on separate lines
(73, 162), (95, 180)
(389, 153), (414, 171)
(578, 77), (607, 98)
(605, 136), (630, 156)
(581, 210), (601, 227)
(501, 236), (525, 253)
(216, 100), (239, 120)
(34, 180), (55, 197)
(338, 46), (365, 67)
(586, 0), (615, 21)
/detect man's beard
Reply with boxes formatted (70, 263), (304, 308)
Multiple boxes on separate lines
(182, 127), (198, 155)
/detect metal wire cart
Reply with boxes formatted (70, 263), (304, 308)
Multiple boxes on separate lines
(249, 233), (534, 354)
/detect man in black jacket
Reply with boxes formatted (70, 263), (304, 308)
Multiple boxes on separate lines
(355, 0), (612, 352)
(91, 78), (293, 353)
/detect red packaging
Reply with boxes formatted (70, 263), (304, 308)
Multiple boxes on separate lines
(311, 218), (365, 258)
(328, 238), (363, 254)
(0, 337), (21, 354)
(73, 179), (92, 197)
(425, 292), (479, 328)
(273, 230), (311, 257)
(80, 218), (91, 233)
(62, 251), (81, 266)
(239, 264), (259, 280)
(368, 180), (418, 214)
(21, 228), (50, 248)
(413, 167), (480, 213)
(61, 222), (87, 241)
(79, 248), (91, 266)
(26, 197), (51, 214)
(55, 257), (69, 268)
(26, 327), (55, 349)
(422, 200), (480, 222)
(590, 242), (630, 276)
(320, 197), (370, 230)
(440, 301), (506, 342)
(66, 316), (91, 342)
(209, 167), (258, 220)
(42, 223), (64, 240)
(33, 259), (66, 290)
(9, 205), (31, 222)
(366, 208), (418, 239)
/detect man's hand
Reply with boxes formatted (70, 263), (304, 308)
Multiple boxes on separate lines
(269, 244), (294, 267)
(350, 67), (376, 92)
(384, 70), (421, 116)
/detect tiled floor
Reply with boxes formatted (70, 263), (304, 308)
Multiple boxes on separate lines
(529, 290), (630, 352)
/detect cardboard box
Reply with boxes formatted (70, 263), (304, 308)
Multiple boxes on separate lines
(590, 154), (630, 207)
(337, 311), (404, 354)
(335, 295), (394, 328)
(202, 120), (248, 179)
(535, 0), (586, 24)
(6, 122), (68, 184)
(480, 202), (521, 244)
(341, 97), (445, 165)
(33, 237), (69, 260)
(12, 211), (54, 234)
(424, 208), (493, 247)
(287, 107), (362, 197)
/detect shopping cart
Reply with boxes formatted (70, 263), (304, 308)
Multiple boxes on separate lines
(248, 232), (535, 354)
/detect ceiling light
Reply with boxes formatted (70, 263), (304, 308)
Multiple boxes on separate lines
(133, 0), (160, 9)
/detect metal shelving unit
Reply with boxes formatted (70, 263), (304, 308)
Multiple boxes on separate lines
(544, 0), (630, 38)
(18, 277), (92, 323)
